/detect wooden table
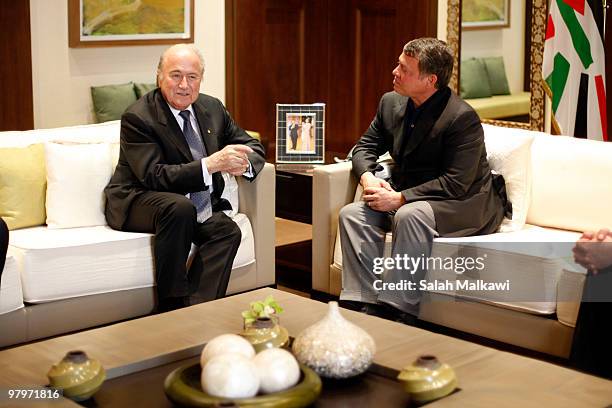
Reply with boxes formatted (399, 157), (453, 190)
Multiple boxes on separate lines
(1, 288), (611, 407)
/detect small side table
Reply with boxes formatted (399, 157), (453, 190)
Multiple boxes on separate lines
(275, 164), (315, 224)
(274, 164), (318, 293)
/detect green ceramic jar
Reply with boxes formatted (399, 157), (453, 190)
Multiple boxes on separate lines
(47, 350), (106, 401)
(241, 316), (290, 352)
(397, 355), (457, 403)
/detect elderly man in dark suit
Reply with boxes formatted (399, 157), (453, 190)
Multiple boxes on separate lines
(105, 44), (265, 312)
(339, 38), (508, 323)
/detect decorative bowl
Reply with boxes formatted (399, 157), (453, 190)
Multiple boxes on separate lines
(397, 355), (457, 403)
(164, 362), (321, 407)
(46, 350), (106, 401)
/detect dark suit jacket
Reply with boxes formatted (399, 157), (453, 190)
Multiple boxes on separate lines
(352, 87), (505, 237)
(104, 89), (266, 230)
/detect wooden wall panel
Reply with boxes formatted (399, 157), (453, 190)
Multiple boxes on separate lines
(0, 2), (33, 130)
(226, 1), (438, 158)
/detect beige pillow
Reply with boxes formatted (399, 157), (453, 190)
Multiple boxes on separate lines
(0, 144), (47, 230)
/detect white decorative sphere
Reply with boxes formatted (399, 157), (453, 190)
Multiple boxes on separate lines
(200, 353), (259, 398)
(200, 334), (255, 367)
(253, 348), (301, 394)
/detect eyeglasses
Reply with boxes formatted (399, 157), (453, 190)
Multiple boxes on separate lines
(168, 72), (201, 84)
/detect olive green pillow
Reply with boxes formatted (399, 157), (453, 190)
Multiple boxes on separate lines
(91, 82), (137, 123)
(0, 144), (46, 230)
(483, 56), (511, 95)
(460, 58), (492, 99)
(134, 82), (157, 99)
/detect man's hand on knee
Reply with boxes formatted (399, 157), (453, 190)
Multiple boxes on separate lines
(363, 187), (406, 212)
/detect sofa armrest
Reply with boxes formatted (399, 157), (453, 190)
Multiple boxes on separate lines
(238, 163), (275, 288)
(312, 162), (357, 293)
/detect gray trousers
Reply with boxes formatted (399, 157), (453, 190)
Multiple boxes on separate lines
(338, 200), (438, 315)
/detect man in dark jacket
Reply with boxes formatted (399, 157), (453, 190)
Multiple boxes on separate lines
(339, 38), (507, 322)
(104, 44), (265, 312)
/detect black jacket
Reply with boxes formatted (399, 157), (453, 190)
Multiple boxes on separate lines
(351, 87), (506, 237)
(104, 89), (265, 229)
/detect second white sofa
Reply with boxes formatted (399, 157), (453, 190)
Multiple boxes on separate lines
(313, 124), (612, 358)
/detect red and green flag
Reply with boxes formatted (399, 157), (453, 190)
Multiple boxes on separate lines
(542, 0), (607, 141)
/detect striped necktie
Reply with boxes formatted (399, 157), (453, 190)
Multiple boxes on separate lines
(179, 110), (212, 223)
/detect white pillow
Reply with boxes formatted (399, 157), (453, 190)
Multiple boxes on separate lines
(483, 124), (536, 232)
(45, 142), (113, 229)
(110, 142), (120, 170)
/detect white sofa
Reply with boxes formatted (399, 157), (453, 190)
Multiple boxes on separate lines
(0, 121), (275, 347)
(312, 124), (612, 358)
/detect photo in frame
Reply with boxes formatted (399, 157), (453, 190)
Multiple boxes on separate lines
(276, 104), (325, 163)
(461, 0), (510, 30)
(68, 0), (194, 47)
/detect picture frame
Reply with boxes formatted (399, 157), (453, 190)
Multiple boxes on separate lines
(68, 0), (194, 48)
(276, 104), (325, 164)
(461, 0), (510, 30)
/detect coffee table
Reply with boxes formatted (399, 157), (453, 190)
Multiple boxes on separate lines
(1, 288), (611, 407)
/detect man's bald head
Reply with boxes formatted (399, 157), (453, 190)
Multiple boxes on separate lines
(157, 44), (205, 84)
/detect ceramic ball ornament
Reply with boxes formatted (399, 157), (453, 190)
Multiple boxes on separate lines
(200, 334), (255, 367)
(253, 348), (301, 393)
(200, 353), (260, 398)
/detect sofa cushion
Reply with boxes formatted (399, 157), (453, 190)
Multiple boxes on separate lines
(332, 220), (584, 317)
(0, 121), (121, 148)
(44, 142), (113, 229)
(0, 144), (47, 230)
(426, 225), (583, 315)
(134, 83), (157, 99)
(10, 213), (255, 303)
(466, 92), (530, 119)
(9, 226), (155, 302)
(482, 124), (536, 232)
(0, 254), (24, 314)
(527, 135), (612, 232)
(482, 57), (510, 95)
(460, 58), (492, 99)
(91, 83), (137, 123)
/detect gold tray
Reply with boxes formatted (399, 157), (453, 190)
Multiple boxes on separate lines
(164, 362), (321, 407)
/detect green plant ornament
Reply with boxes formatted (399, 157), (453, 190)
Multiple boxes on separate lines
(241, 295), (284, 324)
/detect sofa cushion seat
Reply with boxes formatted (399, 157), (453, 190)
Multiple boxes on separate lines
(0, 254), (24, 314)
(427, 225), (584, 318)
(332, 224), (584, 321)
(9, 212), (256, 303)
(10, 226), (155, 303)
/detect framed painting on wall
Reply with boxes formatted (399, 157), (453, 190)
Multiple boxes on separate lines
(68, 0), (194, 47)
(461, 0), (510, 30)
(276, 104), (325, 164)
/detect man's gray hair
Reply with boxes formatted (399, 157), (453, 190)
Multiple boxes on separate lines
(403, 38), (453, 89)
(156, 43), (205, 82)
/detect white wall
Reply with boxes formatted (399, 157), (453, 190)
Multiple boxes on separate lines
(461, 1), (526, 94)
(30, 0), (226, 129)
